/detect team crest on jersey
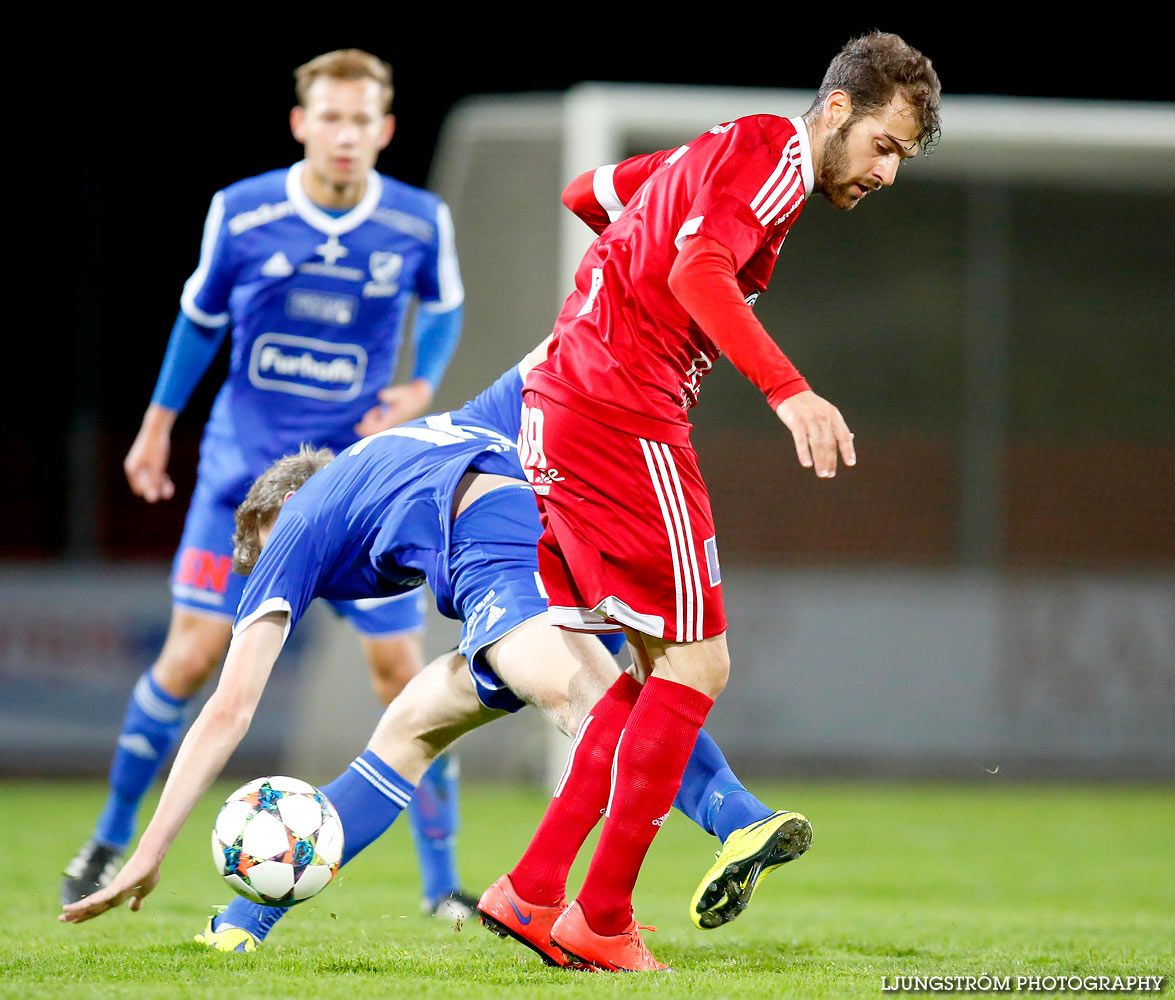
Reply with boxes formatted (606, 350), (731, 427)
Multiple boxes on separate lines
(364, 252), (403, 298)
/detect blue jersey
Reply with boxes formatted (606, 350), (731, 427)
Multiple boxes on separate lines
(234, 405), (520, 640)
(450, 362), (525, 441)
(183, 162), (463, 496)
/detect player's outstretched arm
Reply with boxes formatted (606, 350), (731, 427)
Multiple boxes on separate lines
(59, 616), (286, 924)
(124, 403), (177, 503)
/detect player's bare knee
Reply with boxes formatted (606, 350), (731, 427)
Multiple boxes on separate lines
(702, 654), (730, 699)
(529, 684), (578, 737)
(698, 636), (731, 697)
(361, 633), (424, 706)
(153, 612), (232, 697)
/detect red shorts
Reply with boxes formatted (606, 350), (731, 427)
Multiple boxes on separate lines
(520, 390), (726, 642)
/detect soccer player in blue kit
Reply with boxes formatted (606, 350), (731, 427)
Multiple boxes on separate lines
(60, 346), (810, 962)
(61, 49), (476, 920)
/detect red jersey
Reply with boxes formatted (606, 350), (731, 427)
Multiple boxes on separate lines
(527, 114), (814, 446)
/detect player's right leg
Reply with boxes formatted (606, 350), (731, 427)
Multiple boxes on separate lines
(348, 594), (477, 920)
(62, 484), (240, 905)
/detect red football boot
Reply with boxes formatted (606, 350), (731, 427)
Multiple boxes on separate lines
(549, 900), (669, 972)
(477, 874), (589, 969)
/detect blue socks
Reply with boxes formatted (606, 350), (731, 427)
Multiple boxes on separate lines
(217, 749), (415, 940)
(406, 754), (462, 906)
(674, 728), (773, 842)
(94, 671), (188, 850)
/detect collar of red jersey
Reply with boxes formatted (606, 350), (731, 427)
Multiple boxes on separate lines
(787, 117), (815, 199)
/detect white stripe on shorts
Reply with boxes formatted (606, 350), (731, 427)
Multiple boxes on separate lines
(638, 438), (704, 642)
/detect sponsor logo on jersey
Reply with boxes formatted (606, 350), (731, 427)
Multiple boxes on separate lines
(680, 350), (715, 408)
(372, 207), (435, 243)
(298, 261), (366, 281)
(527, 468), (565, 496)
(261, 251), (295, 277)
(248, 333), (368, 400)
(364, 251), (403, 298)
(774, 199), (803, 226)
(229, 201), (295, 235)
(286, 290), (358, 326)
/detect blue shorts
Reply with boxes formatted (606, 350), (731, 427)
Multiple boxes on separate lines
(172, 478), (426, 636)
(448, 485), (550, 713)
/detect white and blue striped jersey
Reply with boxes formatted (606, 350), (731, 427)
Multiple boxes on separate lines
(184, 161), (463, 495)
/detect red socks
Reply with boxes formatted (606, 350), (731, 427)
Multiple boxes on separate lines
(575, 676), (714, 934)
(509, 672), (643, 905)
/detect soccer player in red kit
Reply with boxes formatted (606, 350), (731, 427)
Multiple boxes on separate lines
(478, 32), (942, 971)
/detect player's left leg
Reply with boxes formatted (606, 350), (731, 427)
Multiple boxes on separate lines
(345, 590), (475, 919)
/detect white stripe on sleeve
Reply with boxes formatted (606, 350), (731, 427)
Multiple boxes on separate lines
(674, 216), (704, 250)
(180, 191), (231, 327)
(420, 201), (465, 313)
(593, 163), (624, 221)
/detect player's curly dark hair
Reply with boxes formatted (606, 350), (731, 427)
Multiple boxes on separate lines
(809, 31), (942, 152)
(232, 444), (335, 575)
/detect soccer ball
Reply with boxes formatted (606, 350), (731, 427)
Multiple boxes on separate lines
(211, 775), (344, 906)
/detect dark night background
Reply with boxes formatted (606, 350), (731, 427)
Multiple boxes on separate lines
(10, 23), (1171, 560)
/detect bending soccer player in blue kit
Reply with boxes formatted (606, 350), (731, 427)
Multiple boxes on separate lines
(60, 348), (812, 962)
(61, 49), (475, 920)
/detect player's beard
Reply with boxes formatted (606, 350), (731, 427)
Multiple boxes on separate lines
(817, 123), (861, 212)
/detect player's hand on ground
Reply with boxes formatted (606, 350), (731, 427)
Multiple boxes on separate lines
(774, 390), (855, 478)
(124, 428), (175, 503)
(59, 854), (161, 924)
(355, 380), (434, 436)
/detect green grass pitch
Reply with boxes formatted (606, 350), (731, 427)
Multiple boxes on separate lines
(3, 779), (1171, 998)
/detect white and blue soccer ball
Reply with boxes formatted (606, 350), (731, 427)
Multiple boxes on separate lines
(211, 776), (344, 906)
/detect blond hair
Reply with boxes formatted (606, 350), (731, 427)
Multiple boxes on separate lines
(294, 49), (393, 114)
(233, 445), (335, 574)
